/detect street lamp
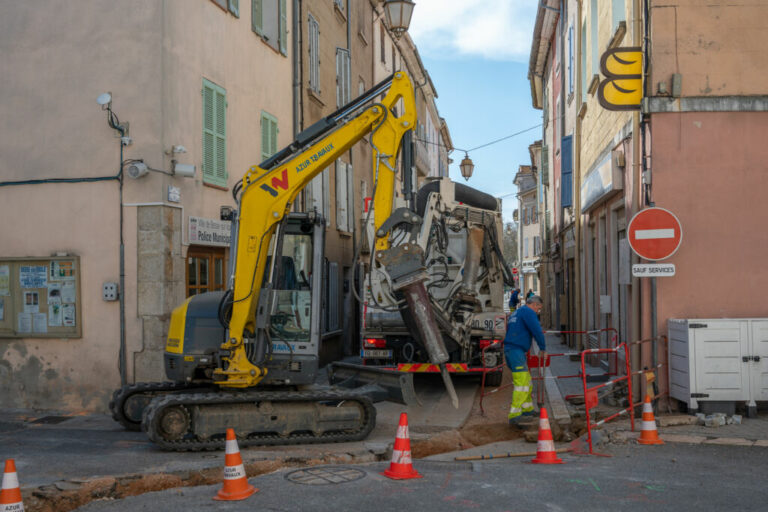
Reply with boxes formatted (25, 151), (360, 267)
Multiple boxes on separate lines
(459, 152), (474, 181)
(384, 0), (416, 38)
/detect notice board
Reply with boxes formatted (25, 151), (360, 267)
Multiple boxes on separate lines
(0, 256), (82, 338)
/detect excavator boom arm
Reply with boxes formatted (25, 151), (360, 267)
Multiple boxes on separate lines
(217, 72), (416, 387)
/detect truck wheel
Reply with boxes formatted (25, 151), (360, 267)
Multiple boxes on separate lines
(483, 370), (503, 387)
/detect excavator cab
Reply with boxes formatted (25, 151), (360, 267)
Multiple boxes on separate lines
(163, 212), (325, 387)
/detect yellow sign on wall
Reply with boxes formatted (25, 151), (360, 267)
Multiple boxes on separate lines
(598, 47), (643, 111)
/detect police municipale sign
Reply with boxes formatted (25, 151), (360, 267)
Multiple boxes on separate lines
(627, 207), (682, 261)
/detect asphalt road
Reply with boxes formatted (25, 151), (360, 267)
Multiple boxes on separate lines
(0, 373), (479, 488)
(74, 442), (768, 511)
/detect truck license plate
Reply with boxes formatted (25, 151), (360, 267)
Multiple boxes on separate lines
(362, 349), (392, 358)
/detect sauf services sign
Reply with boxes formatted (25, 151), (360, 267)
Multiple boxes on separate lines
(189, 216), (231, 247)
(628, 207), (682, 277)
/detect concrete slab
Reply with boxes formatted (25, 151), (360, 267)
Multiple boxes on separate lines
(657, 415), (699, 427)
(423, 438), (533, 462)
(660, 433), (706, 444)
(544, 367), (571, 424)
(702, 437), (754, 447)
(753, 440), (768, 448)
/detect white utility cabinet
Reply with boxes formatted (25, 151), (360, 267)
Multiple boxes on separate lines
(668, 318), (768, 416)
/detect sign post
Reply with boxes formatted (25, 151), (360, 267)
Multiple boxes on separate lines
(628, 207), (682, 371)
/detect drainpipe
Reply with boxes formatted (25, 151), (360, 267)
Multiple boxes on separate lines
(631, 0), (643, 394)
(573, 0), (583, 340)
(292, 0), (303, 209)
(118, 138), (127, 387)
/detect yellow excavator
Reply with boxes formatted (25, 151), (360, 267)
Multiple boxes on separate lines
(109, 72), (467, 450)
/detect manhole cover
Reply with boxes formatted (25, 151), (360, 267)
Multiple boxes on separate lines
(285, 467), (366, 485)
(30, 416), (72, 425)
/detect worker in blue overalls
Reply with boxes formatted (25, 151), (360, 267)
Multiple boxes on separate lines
(504, 295), (546, 425)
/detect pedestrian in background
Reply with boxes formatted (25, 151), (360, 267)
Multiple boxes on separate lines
(503, 295), (546, 425)
(526, 288), (534, 299)
(508, 288), (520, 311)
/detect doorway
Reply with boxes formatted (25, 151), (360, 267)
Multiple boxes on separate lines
(186, 246), (227, 297)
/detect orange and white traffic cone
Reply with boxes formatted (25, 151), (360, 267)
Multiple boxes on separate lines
(213, 428), (257, 501)
(382, 413), (422, 480)
(0, 459), (24, 512)
(637, 395), (664, 445)
(531, 408), (564, 464)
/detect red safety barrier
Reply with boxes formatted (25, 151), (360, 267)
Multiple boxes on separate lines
(478, 328), (622, 416)
(625, 336), (668, 411)
(581, 343), (635, 455)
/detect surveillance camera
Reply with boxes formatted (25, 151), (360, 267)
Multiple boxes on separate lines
(126, 162), (148, 179)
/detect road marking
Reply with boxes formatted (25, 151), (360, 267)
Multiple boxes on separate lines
(634, 229), (674, 240)
(568, 478), (601, 491)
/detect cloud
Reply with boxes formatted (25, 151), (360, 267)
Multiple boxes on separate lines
(408, 0), (537, 62)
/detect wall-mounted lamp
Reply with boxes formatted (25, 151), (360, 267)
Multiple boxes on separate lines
(384, 0), (416, 38)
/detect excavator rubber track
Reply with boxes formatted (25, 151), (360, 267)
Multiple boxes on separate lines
(109, 381), (214, 431)
(141, 389), (376, 451)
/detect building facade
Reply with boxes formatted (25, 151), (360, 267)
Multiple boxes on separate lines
(514, 166), (541, 299)
(0, 0), (294, 410)
(0, 0), (451, 413)
(527, 0), (768, 403)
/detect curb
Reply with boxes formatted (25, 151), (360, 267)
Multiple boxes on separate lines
(612, 429), (768, 448)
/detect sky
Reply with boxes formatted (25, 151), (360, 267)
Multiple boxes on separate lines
(407, 0), (541, 224)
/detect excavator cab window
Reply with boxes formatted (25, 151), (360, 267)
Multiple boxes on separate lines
(268, 232), (313, 342)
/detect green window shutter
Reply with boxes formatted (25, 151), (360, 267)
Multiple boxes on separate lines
(215, 89), (226, 182)
(261, 111), (278, 161)
(203, 79), (227, 187)
(279, 0), (287, 55)
(252, 0), (263, 35)
(228, 0), (239, 17)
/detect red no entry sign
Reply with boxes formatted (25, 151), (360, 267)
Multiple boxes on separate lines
(628, 207), (682, 261)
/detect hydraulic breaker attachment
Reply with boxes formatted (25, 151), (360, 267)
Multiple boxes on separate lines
(328, 362), (421, 406)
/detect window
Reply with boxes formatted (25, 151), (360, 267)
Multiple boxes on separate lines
(357, 1), (368, 42)
(336, 48), (350, 107)
(253, 0), (287, 55)
(308, 171), (329, 223)
(590, 0), (598, 78)
(524, 238), (529, 258)
(534, 236), (541, 256)
(568, 25), (574, 96)
(335, 160), (354, 232)
(561, 135), (573, 208)
(308, 14), (320, 93)
(261, 111), (278, 161)
(358, 79), (365, 98)
(380, 22), (386, 63)
(228, 0), (239, 17)
(612, 0), (625, 33)
(187, 247), (227, 297)
(202, 78), (227, 187)
(581, 20), (587, 104)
